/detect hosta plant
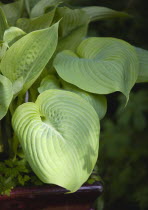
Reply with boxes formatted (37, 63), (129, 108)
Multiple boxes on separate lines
(0, 0), (148, 195)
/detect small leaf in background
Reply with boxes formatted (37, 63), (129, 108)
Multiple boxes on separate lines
(1, 22), (59, 96)
(24, 0), (40, 15)
(0, 1), (22, 25)
(82, 6), (131, 22)
(38, 75), (60, 93)
(61, 81), (107, 120)
(0, 41), (8, 61)
(16, 8), (56, 33)
(4, 27), (26, 47)
(54, 37), (139, 99)
(135, 47), (148, 83)
(30, 0), (60, 18)
(0, 74), (13, 120)
(12, 90), (100, 192)
(0, 7), (9, 41)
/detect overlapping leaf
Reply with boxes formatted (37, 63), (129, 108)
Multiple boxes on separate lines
(16, 9), (56, 33)
(38, 75), (107, 119)
(54, 37), (139, 99)
(0, 75), (13, 120)
(0, 22), (59, 96)
(0, 8), (9, 40)
(12, 90), (100, 192)
(4, 27), (26, 46)
(0, 1), (22, 25)
(136, 47), (148, 83)
(30, 0), (60, 18)
(82, 6), (131, 22)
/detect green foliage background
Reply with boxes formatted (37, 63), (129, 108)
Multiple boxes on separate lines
(68, 0), (148, 209)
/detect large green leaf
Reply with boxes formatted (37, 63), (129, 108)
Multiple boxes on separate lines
(30, 0), (60, 18)
(82, 6), (131, 22)
(24, 0), (40, 15)
(16, 8), (56, 33)
(0, 22), (59, 96)
(12, 89), (100, 192)
(0, 7), (9, 40)
(54, 37), (139, 99)
(136, 47), (148, 83)
(3, 27), (26, 47)
(0, 74), (13, 120)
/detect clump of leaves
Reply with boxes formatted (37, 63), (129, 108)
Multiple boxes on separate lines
(0, 0), (148, 195)
(0, 158), (43, 195)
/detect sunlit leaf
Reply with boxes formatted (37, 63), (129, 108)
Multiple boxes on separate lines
(0, 22), (59, 96)
(12, 89), (100, 192)
(136, 47), (148, 83)
(54, 37), (139, 99)
(0, 74), (13, 120)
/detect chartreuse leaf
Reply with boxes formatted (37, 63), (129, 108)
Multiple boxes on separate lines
(54, 37), (139, 99)
(82, 6), (131, 22)
(0, 22), (59, 96)
(38, 75), (60, 93)
(61, 81), (107, 120)
(16, 8), (56, 33)
(0, 7), (9, 40)
(136, 47), (148, 83)
(30, 0), (60, 18)
(0, 1), (22, 25)
(12, 90), (100, 192)
(0, 74), (13, 120)
(4, 27), (26, 47)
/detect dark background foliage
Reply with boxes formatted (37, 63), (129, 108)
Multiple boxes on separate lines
(68, 0), (148, 209)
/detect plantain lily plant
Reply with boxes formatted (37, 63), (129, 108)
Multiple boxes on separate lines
(0, 0), (148, 195)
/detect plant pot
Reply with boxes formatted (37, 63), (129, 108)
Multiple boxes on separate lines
(0, 181), (103, 210)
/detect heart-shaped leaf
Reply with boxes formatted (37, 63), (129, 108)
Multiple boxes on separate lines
(136, 47), (148, 83)
(54, 37), (139, 99)
(0, 22), (59, 96)
(12, 90), (100, 192)
(0, 74), (13, 120)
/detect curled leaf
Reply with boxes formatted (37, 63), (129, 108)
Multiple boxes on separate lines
(12, 90), (100, 192)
